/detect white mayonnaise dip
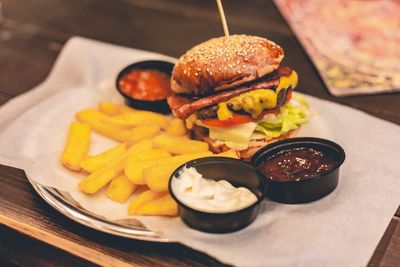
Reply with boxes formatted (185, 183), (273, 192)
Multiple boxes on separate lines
(171, 167), (258, 213)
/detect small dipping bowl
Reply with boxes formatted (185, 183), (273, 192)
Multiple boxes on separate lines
(251, 137), (345, 204)
(169, 157), (267, 233)
(116, 60), (174, 114)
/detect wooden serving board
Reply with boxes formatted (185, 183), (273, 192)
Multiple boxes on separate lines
(0, 164), (399, 266)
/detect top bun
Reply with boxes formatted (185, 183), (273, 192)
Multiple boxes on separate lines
(171, 35), (284, 96)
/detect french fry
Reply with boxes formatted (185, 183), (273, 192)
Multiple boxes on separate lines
(119, 139), (154, 166)
(144, 150), (239, 191)
(78, 139), (153, 194)
(125, 149), (171, 162)
(106, 175), (137, 203)
(136, 194), (178, 216)
(79, 168), (116, 194)
(125, 151), (213, 185)
(76, 109), (160, 142)
(103, 111), (169, 129)
(61, 122), (91, 171)
(144, 163), (178, 191)
(165, 118), (187, 136)
(98, 102), (122, 116)
(93, 125), (160, 143)
(128, 190), (165, 215)
(98, 102), (135, 116)
(76, 109), (129, 141)
(125, 160), (158, 185)
(153, 134), (209, 155)
(76, 109), (111, 122)
(80, 143), (127, 173)
(124, 126), (160, 143)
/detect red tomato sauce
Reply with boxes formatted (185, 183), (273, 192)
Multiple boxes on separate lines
(119, 69), (173, 101)
(259, 147), (337, 181)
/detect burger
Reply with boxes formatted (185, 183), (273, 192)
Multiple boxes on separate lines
(167, 35), (310, 160)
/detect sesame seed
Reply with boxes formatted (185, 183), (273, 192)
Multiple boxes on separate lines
(173, 34), (283, 88)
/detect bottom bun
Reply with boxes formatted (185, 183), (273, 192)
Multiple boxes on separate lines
(191, 125), (298, 161)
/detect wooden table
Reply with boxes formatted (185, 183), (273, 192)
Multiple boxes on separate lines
(0, 1), (399, 266)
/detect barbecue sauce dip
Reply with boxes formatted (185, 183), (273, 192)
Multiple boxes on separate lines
(259, 147), (337, 181)
(119, 69), (173, 101)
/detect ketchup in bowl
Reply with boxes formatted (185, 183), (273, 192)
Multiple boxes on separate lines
(251, 137), (346, 203)
(116, 60), (174, 114)
(259, 147), (337, 181)
(118, 69), (173, 101)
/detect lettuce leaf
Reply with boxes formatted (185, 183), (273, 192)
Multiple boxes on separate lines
(255, 93), (310, 138)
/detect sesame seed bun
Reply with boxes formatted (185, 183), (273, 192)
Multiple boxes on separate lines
(171, 34), (284, 96)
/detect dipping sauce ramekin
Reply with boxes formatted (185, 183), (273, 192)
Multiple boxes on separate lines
(116, 60), (174, 114)
(169, 157), (267, 233)
(251, 137), (346, 204)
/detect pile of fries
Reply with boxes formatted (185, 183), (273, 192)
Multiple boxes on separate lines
(60, 102), (238, 216)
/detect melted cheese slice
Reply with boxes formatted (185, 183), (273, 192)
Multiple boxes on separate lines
(276, 70), (298, 95)
(197, 71), (299, 150)
(216, 70), (298, 121)
(208, 122), (258, 150)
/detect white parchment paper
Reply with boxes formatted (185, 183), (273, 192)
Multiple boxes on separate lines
(0, 37), (399, 267)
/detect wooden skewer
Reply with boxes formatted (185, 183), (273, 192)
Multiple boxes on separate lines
(216, 0), (230, 37)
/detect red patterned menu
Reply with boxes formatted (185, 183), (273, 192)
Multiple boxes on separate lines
(274, 0), (400, 96)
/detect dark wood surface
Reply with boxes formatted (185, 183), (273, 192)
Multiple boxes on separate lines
(0, 0), (399, 266)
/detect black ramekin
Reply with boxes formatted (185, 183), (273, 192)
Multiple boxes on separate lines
(169, 157), (267, 233)
(115, 60), (174, 114)
(251, 137), (346, 204)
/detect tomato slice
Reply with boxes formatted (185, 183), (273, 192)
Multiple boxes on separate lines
(287, 90), (292, 101)
(201, 108), (280, 128)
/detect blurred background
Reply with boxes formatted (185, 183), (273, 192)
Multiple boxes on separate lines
(0, 0), (399, 123)
(0, 0), (318, 95)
